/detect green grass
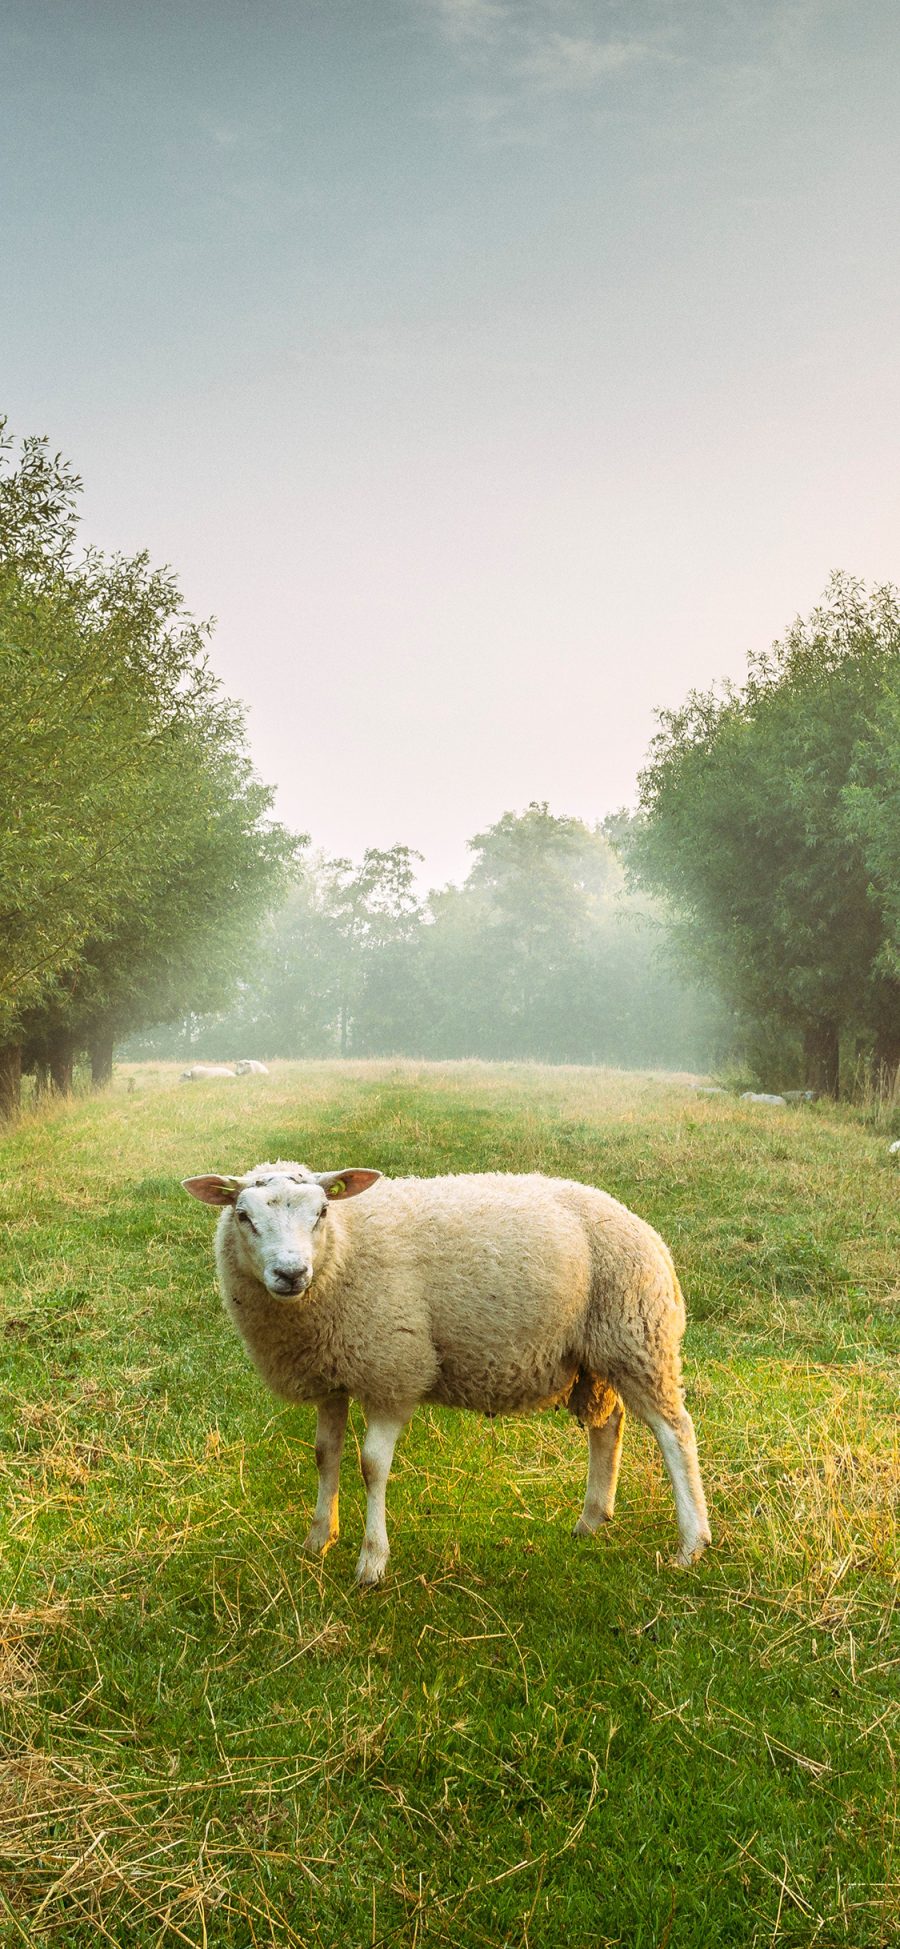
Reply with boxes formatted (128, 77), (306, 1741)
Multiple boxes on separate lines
(0, 1060), (897, 1947)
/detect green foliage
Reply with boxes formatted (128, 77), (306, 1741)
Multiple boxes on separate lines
(0, 1064), (896, 1945)
(321, 845), (427, 1055)
(843, 675), (900, 990)
(0, 416), (81, 575)
(0, 420), (300, 1083)
(633, 576), (900, 1089)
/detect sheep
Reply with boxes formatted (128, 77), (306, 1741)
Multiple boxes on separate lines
(234, 1060), (269, 1075)
(182, 1160), (712, 1585)
(179, 1064), (238, 1082)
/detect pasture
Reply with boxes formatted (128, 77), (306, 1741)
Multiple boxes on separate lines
(0, 1062), (897, 1947)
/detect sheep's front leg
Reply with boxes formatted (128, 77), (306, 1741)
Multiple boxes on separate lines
(304, 1394), (349, 1554)
(574, 1402), (625, 1535)
(356, 1412), (409, 1588)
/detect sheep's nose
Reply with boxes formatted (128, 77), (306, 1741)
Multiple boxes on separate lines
(270, 1263), (310, 1295)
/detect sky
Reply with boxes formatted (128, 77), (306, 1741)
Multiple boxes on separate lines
(3, 0), (899, 888)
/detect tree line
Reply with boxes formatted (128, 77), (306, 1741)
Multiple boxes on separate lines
(132, 576), (900, 1094)
(3, 416), (899, 1104)
(0, 420), (298, 1115)
(128, 806), (722, 1070)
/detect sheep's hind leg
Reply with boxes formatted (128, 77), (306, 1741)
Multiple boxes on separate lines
(356, 1411), (410, 1588)
(304, 1395), (349, 1555)
(642, 1404), (711, 1567)
(574, 1402), (625, 1536)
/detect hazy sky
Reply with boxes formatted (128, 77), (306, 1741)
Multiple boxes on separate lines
(4, 0), (899, 886)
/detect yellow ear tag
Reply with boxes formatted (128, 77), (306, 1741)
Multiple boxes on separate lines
(330, 1180), (345, 1197)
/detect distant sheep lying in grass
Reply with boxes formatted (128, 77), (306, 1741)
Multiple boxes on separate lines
(234, 1060), (269, 1075)
(180, 1065), (238, 1082)
(183, 1161), (712, 1585)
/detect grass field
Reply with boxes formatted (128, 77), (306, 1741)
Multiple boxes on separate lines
(0, 1061), (897, 1947)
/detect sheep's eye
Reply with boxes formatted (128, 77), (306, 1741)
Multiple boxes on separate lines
(237, 1210), (257, 1232)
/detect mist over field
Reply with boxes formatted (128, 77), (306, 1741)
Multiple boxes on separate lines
(123, 807), (728, 1076)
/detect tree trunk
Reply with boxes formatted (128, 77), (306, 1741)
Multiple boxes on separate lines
(48, 1034), (76, 1096)
(873, 989), (900, 1093)
(804, 1020), (840, 1098)
(89, 1026), (115, 1090)
(0, 1044), (22, 1120)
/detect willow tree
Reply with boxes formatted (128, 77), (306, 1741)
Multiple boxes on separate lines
(843, 672), (900, 1077)
(633, 577), (900, 1095)
(22, 678), (300, 1089)
(0, 420), (299, 1110)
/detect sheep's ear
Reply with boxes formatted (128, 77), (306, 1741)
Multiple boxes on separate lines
(182, 1175), (243, 1206)
(317, 1169), (382, 1201)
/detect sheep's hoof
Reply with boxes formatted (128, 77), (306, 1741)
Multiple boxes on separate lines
(355, 1546), (388, 1588)
(675, 1530), (711, 1568)
(573, 1512), (612, 1536)
(304, 1523), (338, 1555)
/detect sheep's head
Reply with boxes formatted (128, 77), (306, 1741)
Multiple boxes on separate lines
(182, 1160), (381, 1298)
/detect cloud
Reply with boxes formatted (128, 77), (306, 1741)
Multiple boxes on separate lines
(419, 0), (846, 155)
(426, 0), (509, 43)
(516, 32), (658, 93)
(418, 3), (668, 143)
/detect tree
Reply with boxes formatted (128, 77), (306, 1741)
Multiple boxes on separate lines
(458, 804), (616, 1057)
(419, 803), (718, 1066)
(0, 421), (300, 1107)
(21, 697), (299, 1086)
(0, 426), (121, 1055)
(842, 671), (900, 1076)
(332, 846), (426, 1055)
(188, 857), (361, 1061)
(134, 845), (427, 1063)
(632, 577), (900, 1095)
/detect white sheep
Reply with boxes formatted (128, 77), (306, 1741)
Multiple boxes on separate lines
(182, 1161), (712, 1585)
(179, 1064), (238, 1082)
(234, 1060), (269, 1075)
